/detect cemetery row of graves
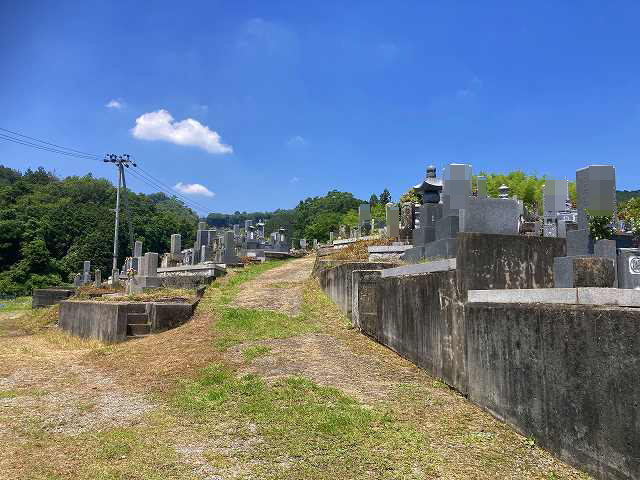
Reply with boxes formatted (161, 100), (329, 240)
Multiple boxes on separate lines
(313, 163), (640, 480)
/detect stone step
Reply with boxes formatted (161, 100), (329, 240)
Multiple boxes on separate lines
(126, 313), (149, 325)
(127, 323), (150, 336)
(127, 304), (147, 314)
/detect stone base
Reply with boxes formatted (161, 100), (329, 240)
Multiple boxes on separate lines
(129, 276), (162, 294)
(424, 237), (457, 260)
(554, 256), (617, 288)
(566, 229), (594, 256)
(617, 248), (640, 289)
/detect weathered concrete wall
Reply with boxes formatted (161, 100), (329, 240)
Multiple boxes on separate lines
(317, 233), (640, 479)
(456, 232), (566, 296)
(149, 302), (196, 332)
(377, 270), (467, 392)
(32, 288), (75, 308)
(58, 301), (129, 343)
(465, 303), (640, 480)
(59, 299), (198, 343)
(315, 261), (394, 319)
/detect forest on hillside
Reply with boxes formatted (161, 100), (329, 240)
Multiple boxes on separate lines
(0, 166), (198, 295)
(1, 164), (639, 296)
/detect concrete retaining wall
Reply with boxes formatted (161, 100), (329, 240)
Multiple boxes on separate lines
(32, 288), (75, 308)
(315, 232), (640, 479)
(59, 298), (199, 343)
(465, 303), (640, 480)
(59, 301), (130, 343)
(316, 261), (395, 319)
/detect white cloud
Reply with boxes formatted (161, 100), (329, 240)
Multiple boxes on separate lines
(131, 109), (232, 154)
(105, 99), (123, 109)
(290, 176), (300, 183)
(173, 182), (215, 197)
(286, 135), (307, 149)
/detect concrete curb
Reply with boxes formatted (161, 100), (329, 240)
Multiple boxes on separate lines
(468, 287), (640, 307)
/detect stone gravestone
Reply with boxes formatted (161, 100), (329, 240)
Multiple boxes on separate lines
(300, 238), (307, 249)
(576, 165), (616, 230)
(94, 269), (101, 287)
(83, 261), (91, 285)
(134, 240), (143, 258)
(73, 273), (83, 287)
(542, 179), (569, 238)
(554, 165), (618, 287)
(399, 203), (414, 243)
(201, 245), (212, 262)
(131, 252), (160, 293)
(221, 230), (239, 264)
(339, 225), (347, 239)
(171, 234), (181, 254)
(476, 176), (488, 198)
(329, 231), (335, 243)
(111, 268), (119, 286)
(359, 204), (372, 236)
(385, 203), (399, 239)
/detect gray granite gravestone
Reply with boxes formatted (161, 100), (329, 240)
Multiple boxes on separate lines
(134, 241), (143, 258)
(94, 269), (101, 287)
(171, 234), (181, 255)
(385, 203), (400, 239)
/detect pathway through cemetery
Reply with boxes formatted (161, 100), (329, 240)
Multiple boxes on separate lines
(0, 258), (592, 479)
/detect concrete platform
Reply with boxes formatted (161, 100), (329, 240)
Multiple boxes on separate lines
(468, 287), (640, 307)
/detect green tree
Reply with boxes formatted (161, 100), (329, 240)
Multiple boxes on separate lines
(379, 188), (391, 204)
(369, 193), (379, 206)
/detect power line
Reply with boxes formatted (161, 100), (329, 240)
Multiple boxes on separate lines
(0, 125), (212, 215)
(126, 168), (210, 214)
(128, 163), (212, 213)
(0, 133), (102, 160)
(0, 127), (102, 158)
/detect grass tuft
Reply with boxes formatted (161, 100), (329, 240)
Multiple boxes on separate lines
(243, 345), (272, 361)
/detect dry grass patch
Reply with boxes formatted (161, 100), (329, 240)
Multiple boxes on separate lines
(327, 237), (396, 261)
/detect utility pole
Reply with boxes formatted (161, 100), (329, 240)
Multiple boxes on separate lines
(104, 154), (136, 278)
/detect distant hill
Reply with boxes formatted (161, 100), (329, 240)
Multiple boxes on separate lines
(617, 190), (640, 204)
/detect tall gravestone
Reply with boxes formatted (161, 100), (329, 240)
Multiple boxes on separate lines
(385, 203), (400, 239)
(359, 204), (372, 236)
(94, 269), (101, 287)
(554, 165), (618, 287)
(134, 241), (143, 258)
(171, 234), (181, 255)
(83, 261), (91, 285)
(476, 176), (488, 198)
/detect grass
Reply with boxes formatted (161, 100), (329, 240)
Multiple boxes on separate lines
(327, 238), (396, 261)
(215, 260), (286, 306)
(173, 364), (436, 479)
(2, 419), (197, 480)
(0, 296), (32, 313)
(0, 304), (59, 335)
(199, 260), (319, 351)
(242, 345), (272, 361)
(212, 307), (317, 351)
(79, 287), (197, 303)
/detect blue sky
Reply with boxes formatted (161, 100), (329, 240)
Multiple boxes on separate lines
(2, 1), (639, 214)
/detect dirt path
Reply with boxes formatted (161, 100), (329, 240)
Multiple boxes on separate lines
(230, 257), (314, 316)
